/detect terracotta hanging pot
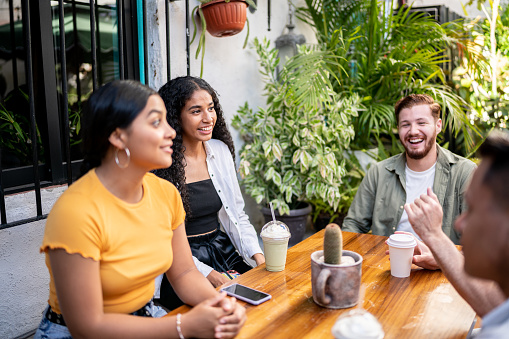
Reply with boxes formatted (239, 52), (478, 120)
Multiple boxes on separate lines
(200, 0), (249, 37)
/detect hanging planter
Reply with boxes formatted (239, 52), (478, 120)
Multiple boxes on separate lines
(201, 0), (248, 37)
(192, 0), (257, 77)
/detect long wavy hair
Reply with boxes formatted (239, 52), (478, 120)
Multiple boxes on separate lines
(80, 80), (157, 178)
(154, 76), (235, 216)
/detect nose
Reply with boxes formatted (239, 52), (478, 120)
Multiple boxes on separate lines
(203, 110), (214, 122)
(164, 120), (176, 140)
(409, 123), (419, 135)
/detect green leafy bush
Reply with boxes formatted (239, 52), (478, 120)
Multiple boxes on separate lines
(232, 38), (361, 216)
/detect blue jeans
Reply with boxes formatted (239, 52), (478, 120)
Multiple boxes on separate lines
(34, 301), (167, 339)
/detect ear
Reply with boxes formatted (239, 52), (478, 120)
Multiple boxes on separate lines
(436, 118), (442, 133)
(108, 128), (127, 150)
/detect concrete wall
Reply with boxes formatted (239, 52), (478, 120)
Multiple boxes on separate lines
(0, 186), (66, 338)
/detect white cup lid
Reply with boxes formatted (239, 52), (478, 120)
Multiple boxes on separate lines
(260, 220), (291, 239)
(387, 234), (416, 248)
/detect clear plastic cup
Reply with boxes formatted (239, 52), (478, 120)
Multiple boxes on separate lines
(332, 309), (384, 339)
(387, 234), (417, 278)
(260, 221), (291, 272)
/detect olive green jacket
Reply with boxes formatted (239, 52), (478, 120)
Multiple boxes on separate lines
(342, 145), (476, 245)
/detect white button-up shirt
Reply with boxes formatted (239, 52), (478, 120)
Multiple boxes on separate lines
(191, 139), (263, 276)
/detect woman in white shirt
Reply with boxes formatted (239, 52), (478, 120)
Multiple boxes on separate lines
(154, 76), (265, 310)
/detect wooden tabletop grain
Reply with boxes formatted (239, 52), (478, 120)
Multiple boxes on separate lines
(168, 230), (475, 338)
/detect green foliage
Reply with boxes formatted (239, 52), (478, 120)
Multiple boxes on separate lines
(0, 90), (43, 165)
(232, 38), (361, 216)
(452, 3), (509, 139)
(296, 0), (478, 154)
(324, 223), (343, 265)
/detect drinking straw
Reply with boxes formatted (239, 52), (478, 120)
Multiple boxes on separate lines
(269, 202), (276, 223)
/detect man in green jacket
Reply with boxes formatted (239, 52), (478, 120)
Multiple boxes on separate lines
(342, 94), (476, 245)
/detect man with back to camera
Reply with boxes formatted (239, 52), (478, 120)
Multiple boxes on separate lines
(342, 94), (476, 245)
(403, 131), (509, 336)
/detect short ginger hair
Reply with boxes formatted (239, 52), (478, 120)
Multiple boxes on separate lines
(394, 94), (441, 124)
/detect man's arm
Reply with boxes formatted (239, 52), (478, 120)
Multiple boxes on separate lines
(406, 188), (505, 317)
(342, 166), (377, 233)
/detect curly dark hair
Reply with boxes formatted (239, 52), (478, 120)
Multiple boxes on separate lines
(154, 76), (235, 216)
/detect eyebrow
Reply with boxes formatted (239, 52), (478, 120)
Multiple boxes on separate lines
(187, 101), (214, 111)
(147, 109), (163, 115)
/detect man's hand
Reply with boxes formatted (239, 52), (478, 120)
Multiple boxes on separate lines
(405, 187), (443, 243)
(385, 231), (440, 270)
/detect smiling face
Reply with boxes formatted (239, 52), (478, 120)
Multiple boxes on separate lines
(398, 104), (442, 160)
(454, 159), (509, 284)
(180, 89), (217, 146)
(121, 95), (176, 171)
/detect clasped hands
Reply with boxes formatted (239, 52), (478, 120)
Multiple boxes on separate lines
(185, 291), (246, 339)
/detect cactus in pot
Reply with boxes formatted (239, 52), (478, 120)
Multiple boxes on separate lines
(324, 223), (343, 265)
(311, 223), (363, 308)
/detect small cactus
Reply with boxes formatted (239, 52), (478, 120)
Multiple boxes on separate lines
(324, 223), (343, 265)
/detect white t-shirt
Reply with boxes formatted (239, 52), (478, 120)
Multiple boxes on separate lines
(397, 163), (436, 238)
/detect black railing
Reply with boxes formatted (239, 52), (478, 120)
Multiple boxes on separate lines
(0, 0), (138, 229)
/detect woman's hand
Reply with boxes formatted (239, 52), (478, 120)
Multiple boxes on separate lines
(216, 296), (247, 338)
(207, 270), (231, 287)
(182, 292), (244, 338)
(252, 253), (265, 266)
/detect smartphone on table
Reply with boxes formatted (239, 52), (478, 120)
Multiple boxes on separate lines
(220, 283), (272, 305)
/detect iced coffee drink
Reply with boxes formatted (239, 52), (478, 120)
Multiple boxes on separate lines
(260, 221), (291, 272)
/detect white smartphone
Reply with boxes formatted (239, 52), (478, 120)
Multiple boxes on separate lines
(221, 283), (272, 305)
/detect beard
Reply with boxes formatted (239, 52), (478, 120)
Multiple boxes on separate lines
(402, 132), (436, 160)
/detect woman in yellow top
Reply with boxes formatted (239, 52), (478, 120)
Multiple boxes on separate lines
(35, 80), (246, 339)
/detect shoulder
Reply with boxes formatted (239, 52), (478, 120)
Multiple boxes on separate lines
(206, 139), (234, 163)
(144, 172), (180, 199)
(207, 139), (230, 153)
(370, 152), (403, 174)
(438, 146), (477, 173)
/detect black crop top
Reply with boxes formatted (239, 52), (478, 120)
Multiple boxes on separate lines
(185, 179), (223, 236)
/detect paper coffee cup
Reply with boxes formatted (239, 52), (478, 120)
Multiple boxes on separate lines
(387, 234), (416, 278)
(260, 221), (291, 272)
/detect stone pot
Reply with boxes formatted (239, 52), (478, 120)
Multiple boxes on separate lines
(311, 250), (362, 309)
(200, 0), (249, 37)
(261, 203), (312, 246)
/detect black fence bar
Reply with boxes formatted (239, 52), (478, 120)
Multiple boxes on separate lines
(8, 0), (19, 88)
(0, 215), (47, 231)
(0, 149), (7, 225)
(71, 0), (82, 105)
(22, 0), (42, 217)
(59, 0), (72, 186)
(90, 0), (98, 90)
(95, 3), (103, 84)
(118, 0), (125, 79)
(166, 0), (171, 81)
(185, 0), (190, 76)
(142, 0), (148, 84)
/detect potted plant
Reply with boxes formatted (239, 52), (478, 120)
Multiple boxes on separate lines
(232, 38), (361, 244)
(310, 151), (366, 231)
(191, 0), (257, 77)
(311, 223), (362, 309)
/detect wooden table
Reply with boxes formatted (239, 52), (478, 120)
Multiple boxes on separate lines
(168, 231), (475, 338)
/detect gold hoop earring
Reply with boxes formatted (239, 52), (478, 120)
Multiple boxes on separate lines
(114, 147), (130, 169)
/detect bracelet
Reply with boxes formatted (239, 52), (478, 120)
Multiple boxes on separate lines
(176, 313), (184, 339)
